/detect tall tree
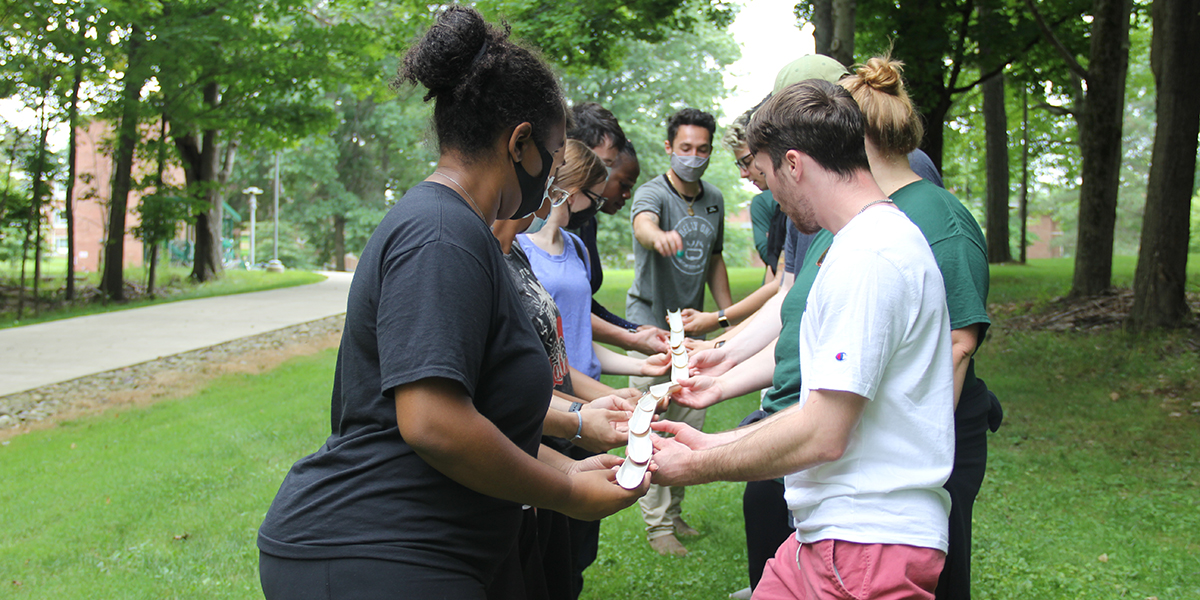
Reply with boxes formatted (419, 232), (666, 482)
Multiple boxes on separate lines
(799, 0), (854, 66)
(1027, 0), (1134, 297)
(979, 2), (1012, 263)
(1128, 0), (1200, 330)
(99, 23), (146, 300)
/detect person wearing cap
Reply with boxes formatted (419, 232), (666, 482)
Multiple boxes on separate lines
(627, 107), (732, 556)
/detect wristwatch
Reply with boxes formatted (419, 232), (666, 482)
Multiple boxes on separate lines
(717, 309), (730, 329)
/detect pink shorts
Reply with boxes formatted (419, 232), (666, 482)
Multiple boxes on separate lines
(754, 536), (944, 600)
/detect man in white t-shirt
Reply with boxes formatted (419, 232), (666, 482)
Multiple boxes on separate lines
(650, 79), (955, 599)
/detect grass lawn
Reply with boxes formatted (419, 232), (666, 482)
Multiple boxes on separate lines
(0, 262), (326, 329)
(1, 260), (1197, 599)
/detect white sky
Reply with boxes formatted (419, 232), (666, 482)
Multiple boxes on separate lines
(720, 0), (816, 124)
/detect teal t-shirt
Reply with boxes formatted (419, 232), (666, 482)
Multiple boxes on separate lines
(749, 190), (778, 264)
(762, 179), (990, 414)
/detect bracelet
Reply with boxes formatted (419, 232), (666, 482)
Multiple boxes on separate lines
(572, 410), (583, 440)
(714, 340), (725, 348)
(717, 309), (730, 329)
(569, 402), (583, 412)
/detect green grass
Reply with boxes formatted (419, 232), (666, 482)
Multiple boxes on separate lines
(0, 265), (326, 329)
(1, 266), (1198, 599)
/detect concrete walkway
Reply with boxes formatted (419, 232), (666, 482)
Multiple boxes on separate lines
(0, 271), (353, 397)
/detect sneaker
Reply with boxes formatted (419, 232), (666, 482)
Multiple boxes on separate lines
(673, 517), (700, 537)
(647, 533), (688, 556)
(729, 587), (753, 600)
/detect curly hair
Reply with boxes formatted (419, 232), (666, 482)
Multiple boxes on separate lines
(396, 6), (567, 161)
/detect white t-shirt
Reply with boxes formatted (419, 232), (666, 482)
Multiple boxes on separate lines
(783, 206), (955, 552)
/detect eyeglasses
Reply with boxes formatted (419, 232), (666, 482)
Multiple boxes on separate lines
(733, 153), (754, 170)
(582, 188), (607, 210)
(546, 184), (571, 207)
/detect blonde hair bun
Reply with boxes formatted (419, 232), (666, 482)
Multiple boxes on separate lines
(856, 57), (905, 96)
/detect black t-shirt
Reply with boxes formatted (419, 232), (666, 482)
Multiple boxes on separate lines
(258, 182), (553, 584)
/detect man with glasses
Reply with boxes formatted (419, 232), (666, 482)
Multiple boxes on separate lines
(627, 107), (732, 557)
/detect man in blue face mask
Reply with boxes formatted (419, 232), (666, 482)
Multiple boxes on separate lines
(627, 107), (732, 557)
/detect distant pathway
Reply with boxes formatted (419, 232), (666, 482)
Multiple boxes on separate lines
(0, 271), (352, 397)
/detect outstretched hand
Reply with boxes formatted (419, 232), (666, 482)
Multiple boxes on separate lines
(640, 352), (671, 377)
(688, 347), (733, 378)
(630, 326), (669, 355)
(672, 375), (724, 409)
(574, 404), (633, 453)
(649, 432), (698, 487)
(680, 308), (719, 336)
(558, 458), (651, 521)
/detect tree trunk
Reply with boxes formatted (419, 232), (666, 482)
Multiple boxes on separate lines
(1128, 0), (1200, 330)
(1069, 0), (1132, 297)
(983, 72), (1012, 263)
(100, 25), (146, 301)
(1019, 85), (1029, 264)
(31, 118), (48, 316)
(185, 82), (225, 282)
(65, 59), (83, 301)
(334, 215), (346, 271)
(830, 0), (856, 67)
(812, 0), (833, 56)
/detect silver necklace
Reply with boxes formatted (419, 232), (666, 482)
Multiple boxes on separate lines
(857, 198), (894, 215)
(435, 170), (485, 220)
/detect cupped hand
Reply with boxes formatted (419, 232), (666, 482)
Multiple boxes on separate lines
(631, 327), (669, 355)
(681, 308), (718, 335)
(559, 463), (650, 521)
(673, 375), (724, 409)
(688, 348), (733, 378)
(641, 352), (671, 377)
(574, 405), (633, 453)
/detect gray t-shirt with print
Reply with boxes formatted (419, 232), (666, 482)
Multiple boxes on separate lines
(626, 174), (724, 329)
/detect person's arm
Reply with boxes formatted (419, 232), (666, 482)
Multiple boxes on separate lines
(591, 313), (668, 355)
(566, 366), (617, 401)
(544, 394), (634, 453)
(707, 254), (733, 310)
(394, 377), (647, 521)
(595, 343), (669, 377)
(950, 324), (980, 410)
(674, 338), (777, 408)
(651, 388), (867, 486)
(688, 289), (786, 370)
(682, 275), (781, 335)
(633, 211), (683, 256)
(591, 298), (641, 331)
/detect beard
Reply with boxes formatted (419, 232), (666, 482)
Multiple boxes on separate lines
(779, 189), (820, 234)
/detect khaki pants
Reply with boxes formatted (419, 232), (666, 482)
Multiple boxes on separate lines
(630, 356), (707, 539)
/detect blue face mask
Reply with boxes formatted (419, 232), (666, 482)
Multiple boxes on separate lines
(525, 215), (547, 234)
(670, 153), (710, 182)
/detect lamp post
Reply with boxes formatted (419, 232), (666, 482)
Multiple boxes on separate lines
(266, 151), (286, 272)
(242, 186), (263, 267)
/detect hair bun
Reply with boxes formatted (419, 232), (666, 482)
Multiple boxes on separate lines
(857, 57), (904, 95)
(400, 6), (492, 97)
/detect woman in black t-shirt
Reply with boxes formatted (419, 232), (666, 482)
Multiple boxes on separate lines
(257, 7), (649, 599)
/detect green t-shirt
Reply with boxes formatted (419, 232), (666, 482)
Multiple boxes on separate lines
(762, 179), (991, 414)
(749, 190), (778, 264)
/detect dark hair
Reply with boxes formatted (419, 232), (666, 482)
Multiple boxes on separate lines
(666, 108), (716, 146)
(396, 6), (566, 160)
(568, 102), (626, 152)
(619, 140), (638, 160)
(747, 79), (870, 179)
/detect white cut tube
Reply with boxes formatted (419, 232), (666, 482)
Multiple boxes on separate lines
(667, 309), (683, 335)
(626, 430), (653, 464)
(629, 405), (654, 435)
(616, 459), (649, 490)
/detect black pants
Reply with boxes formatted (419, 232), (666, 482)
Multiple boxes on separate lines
(486, 507), (573, 600)
(935, 379), (1002, 600)
(566, 445), (601, 600)
(743, 478), (793, 589)
(259, 552), (484, 600)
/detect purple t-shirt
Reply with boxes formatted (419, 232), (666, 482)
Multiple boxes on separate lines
(517, 231), (602, 380)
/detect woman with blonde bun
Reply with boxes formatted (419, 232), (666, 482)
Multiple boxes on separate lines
(834, 55), (1001, 600)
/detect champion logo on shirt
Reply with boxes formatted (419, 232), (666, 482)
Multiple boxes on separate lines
(835, 352), (847, 361)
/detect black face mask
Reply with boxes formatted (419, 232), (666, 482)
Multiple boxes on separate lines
(510, 140), (554, 220)
(566, 193), (604, 230)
